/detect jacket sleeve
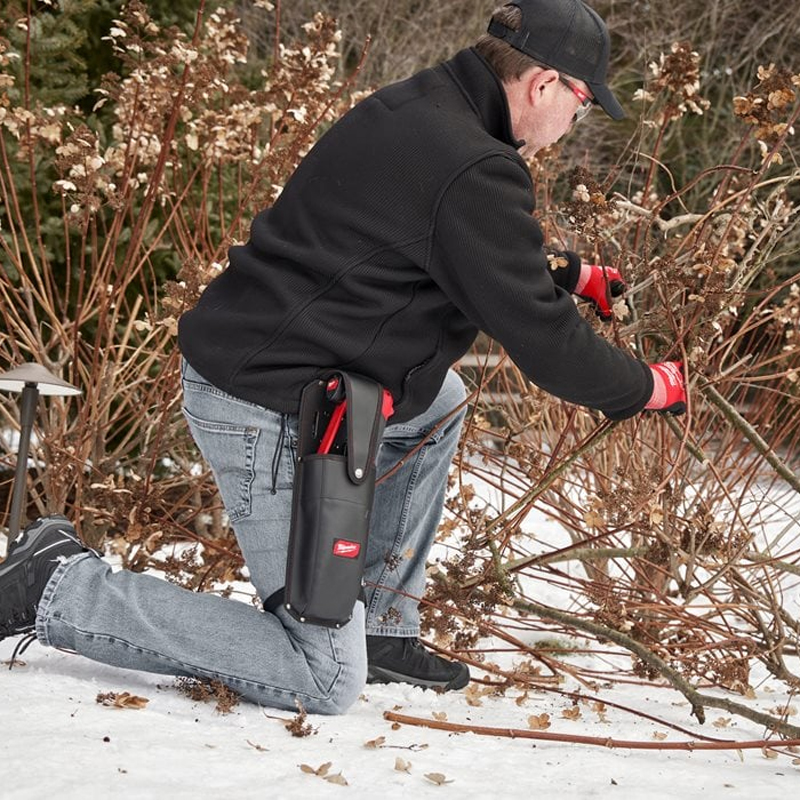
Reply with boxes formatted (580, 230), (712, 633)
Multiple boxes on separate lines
(426, 153), (652, 420)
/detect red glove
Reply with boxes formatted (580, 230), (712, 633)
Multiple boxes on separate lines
(645, 361), (686, 415)
(574, 263), (626, 321)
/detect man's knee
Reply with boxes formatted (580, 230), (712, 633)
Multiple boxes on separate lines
(305, 649), (367, 715)
(432, 369), (468, 438)
(440, 368), (468, 410)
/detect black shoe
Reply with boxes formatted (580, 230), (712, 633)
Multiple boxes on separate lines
(0, 514), (85, 641)
(366, 635), (470, 691)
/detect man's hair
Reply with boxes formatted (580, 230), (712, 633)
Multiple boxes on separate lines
(475, 4), (546, 81)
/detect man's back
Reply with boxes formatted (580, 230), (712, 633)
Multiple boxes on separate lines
(178, 49), (525, 420)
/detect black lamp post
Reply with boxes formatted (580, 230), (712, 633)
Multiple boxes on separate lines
(0, 363), (81, 539)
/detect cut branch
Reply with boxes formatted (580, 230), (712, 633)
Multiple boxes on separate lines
(383, 711), (800, 752)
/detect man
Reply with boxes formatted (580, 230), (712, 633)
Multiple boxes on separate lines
(0, 1), (685, 713)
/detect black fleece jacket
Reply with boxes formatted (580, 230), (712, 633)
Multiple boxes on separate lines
(178, 48), (653, 423)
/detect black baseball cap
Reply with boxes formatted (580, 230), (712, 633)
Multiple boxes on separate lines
(487, 0), (625, 120)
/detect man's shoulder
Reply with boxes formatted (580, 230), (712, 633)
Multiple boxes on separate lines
(370, 63), (450, 112)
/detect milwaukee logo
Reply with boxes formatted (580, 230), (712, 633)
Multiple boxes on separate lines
(333, 539), (361, 559)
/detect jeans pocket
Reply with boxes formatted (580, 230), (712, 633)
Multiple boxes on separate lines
(182, 405), (260, 523)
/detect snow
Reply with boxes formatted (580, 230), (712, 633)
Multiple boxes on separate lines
(2, 633), (798, 798)
(3, 478), (799, 797)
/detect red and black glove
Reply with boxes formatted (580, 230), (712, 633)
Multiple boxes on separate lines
(574, 263), (627, 321)
(645, 361), (687, 415)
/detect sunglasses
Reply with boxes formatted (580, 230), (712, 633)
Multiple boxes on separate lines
(559, 76), (595, 122)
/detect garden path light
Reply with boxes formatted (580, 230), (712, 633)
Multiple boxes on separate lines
(0, 363), (80, 539)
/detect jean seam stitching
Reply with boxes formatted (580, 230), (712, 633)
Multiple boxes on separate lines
(239, 426), (259, 518)
(36, 552), (95, 646)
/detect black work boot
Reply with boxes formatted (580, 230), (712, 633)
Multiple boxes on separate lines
(366, 635), (470, 691)
(0, 514), (86, 642)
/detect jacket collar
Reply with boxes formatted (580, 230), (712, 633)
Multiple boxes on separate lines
(441, 48), (524, 150)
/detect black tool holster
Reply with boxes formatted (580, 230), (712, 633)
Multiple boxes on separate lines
(264, 371), (388, 628)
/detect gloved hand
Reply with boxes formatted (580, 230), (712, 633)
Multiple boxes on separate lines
(645, 361), (686, 415)
(574, 263), (626, 321)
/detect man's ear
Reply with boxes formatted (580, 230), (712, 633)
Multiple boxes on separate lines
(528, 68), (559, 106)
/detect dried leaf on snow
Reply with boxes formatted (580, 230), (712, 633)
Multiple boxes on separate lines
(425, 772), (454, 785)
(364, 735), (386, 749)
(300, 762), (331, 776)
(299, 762), (348, 785)
(527, 712), (551, 730)
(96, 691), (149, 710)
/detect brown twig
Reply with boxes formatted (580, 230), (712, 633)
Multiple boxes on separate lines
(383, 711), (800, 753)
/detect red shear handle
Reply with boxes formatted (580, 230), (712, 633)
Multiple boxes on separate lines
(381, 388), (394, 421)
(317, 386), (394, 455)
(318, 401), (347, 455)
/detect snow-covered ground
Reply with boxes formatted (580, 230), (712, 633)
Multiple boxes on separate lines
(3, 474), (800, 797)
(3, 621), (799, 798)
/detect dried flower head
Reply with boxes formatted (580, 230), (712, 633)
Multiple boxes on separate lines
(562, 166), (617, 239)
(734, 64), (799, 161)
(646, 41), (710, 121)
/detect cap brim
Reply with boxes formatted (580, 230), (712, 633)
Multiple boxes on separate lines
(589, 82), (625, 121)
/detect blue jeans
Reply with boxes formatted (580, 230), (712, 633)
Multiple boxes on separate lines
(35, 361), (466, 714)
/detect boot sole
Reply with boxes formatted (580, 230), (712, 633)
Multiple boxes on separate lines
(367, 663), (470, 691)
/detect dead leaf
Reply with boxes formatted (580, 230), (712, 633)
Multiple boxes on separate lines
(515, 692), (529, 707)
(527, 713), (551, 730)
(464, 685), (484, 708)
(762, 748), (779, 760)
(652, 732), (668, 741)
(561, 705), (581, 721)
(425, 772), (454, 786)
(432, 711), (448, 721)
(285, 700), (316, 737)
(364, 735), (386, 749)
(391, 722), (401, 731)
(546, 254), (569, 270)
(712, 717), (731, 728)
(299, 762), (332, 777)
(96, 691), (149, 710)
(300, 762), (348, 785)
(395, 757), (412, 773)
(583, 509), (604, 528)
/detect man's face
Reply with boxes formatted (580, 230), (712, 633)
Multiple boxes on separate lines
(513, 69), (593, 157)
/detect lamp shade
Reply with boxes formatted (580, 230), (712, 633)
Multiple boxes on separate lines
(0, 362), (81, 396)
